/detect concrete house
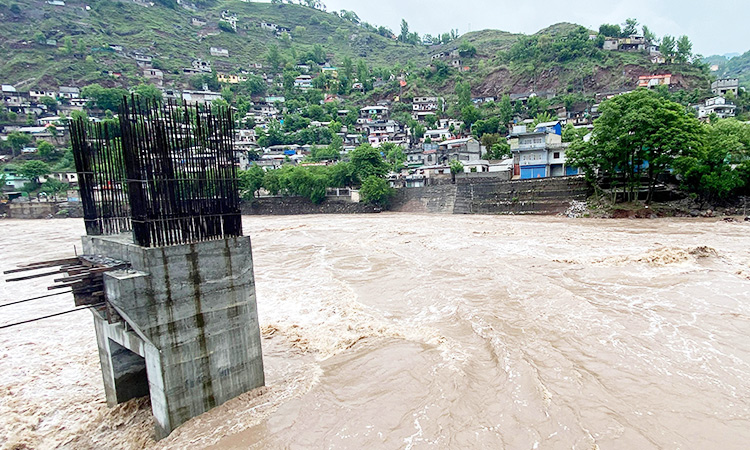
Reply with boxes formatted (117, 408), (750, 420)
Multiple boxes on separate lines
(424, 128), (452, 142)
(210, 47), (229, 57)
(696, 96), (736, 120)
(509, 123), (578, 179)
(436, 137), (482, 163)
(58, 86), (80, 99)
(217, 73), (247, 84)
(358, 105), (389, 124)
(181, 90), (222, 105)
(638, 74), (672, 88)
(294, 75), (313, 90)
(411, 97), (442, 121)
(711, 78), (740, 97)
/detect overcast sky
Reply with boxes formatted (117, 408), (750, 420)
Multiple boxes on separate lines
(320, 0), (748, 56)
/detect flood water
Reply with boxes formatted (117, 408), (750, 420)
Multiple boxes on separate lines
(2, 214), (750, 449)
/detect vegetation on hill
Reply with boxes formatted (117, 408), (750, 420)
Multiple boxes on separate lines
(0, 0), (717, 100)
(704, 50), (750, 88)
(567, 89), (750, 204)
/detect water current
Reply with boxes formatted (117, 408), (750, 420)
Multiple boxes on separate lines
(1, 214), (750, 449)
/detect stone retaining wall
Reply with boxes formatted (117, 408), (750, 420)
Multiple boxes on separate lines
(241, 197), (381, 215)
(391, 176), (591, 215)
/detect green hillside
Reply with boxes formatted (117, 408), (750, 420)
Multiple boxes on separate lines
(0, 0), (716, 98)
(705, 51), (750, 88)
(0, 0), (431, 89)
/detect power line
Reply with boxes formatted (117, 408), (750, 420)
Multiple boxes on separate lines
(0, 303), (103, 331)
(0, 290), (73, 308)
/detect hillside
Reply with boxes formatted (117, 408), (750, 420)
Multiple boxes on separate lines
(704, 50), (750, 88)
(0, 0), (431, 90)
(0, 0), (715, 99)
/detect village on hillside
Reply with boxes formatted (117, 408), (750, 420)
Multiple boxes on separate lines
(1, 1), (748, 209)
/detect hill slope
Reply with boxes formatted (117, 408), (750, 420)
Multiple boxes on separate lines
(0, 0), (715, 98)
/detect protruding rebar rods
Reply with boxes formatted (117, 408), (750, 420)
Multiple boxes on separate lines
(69, 97), (242, 248)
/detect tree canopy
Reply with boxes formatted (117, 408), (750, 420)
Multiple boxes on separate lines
(567, 89), (703, 202)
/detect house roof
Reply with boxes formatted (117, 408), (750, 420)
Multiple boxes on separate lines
(535, 121), (560, 129)
(438, 137), (475, 146)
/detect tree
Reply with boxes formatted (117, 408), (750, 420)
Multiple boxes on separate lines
(622, 18), (639, 37)
(266, 45), (284, 72)
(238, 165), (265, 200)
(449, 160), (464, 182)
(81, 84), (128, 111)
(661, 35), (676, 62)
(218, 20), (235, 33)
(382, 142), (406, 171)
(599, 24), (621, 37)
(39, 96), (58, 112)
(350, 144), (388, 182)
(40, 178), (67, 199)
(242, 75), (267, 96)
(359, 175), (394, 207)
(455, 81), (472, 108)
(458, 41), (477, 58)
(19, 160), (51, 185)
(134, 84), (163, 104)
(461, 105), (480, 130)
(673, 119), (750, 202)
(567, 89), (703, 203)
(562, 123), (590, 143)
(37, 141), (57, 160)
(34, 31), (46, 45)
(676, 35), (693, 64)
(6, 131), (32, 156)
(399, 19), (410, 43)
(642, 25), (656, 44)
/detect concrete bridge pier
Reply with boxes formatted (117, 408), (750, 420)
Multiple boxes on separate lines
(84, 234), (265, 439)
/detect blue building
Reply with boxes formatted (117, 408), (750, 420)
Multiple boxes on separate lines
(509, 122), (579, 179)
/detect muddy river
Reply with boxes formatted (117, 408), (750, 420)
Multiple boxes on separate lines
(1, 215), (750, 449)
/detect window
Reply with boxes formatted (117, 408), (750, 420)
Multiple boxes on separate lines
(553, 152), (560, 159)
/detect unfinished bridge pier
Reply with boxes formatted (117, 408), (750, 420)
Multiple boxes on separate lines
(88, 234), (263, 438)
(62, 97), (265, 438)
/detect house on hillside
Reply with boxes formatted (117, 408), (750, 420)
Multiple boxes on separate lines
(134, 53), (153, 68)
(411, 97), (443, 121)
(294, 75), (313, 90)
(358, 105), (389, 124)
(424, 128), (452, 142)
(143, 68), (164, 85)
(638, 74), (671, 88)
(509, 122), (578, 179)
(217, 73), (247, 84)
(181, 90), (222, 105)
(210, 47), (229, 57)
(711, 78), (740, 96)
(695, 96), (736, 120)
(58, 86), (80, 99)
(436, 137), (482, 163)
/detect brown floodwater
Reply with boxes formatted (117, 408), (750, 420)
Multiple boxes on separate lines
(1, 214), (750, 449)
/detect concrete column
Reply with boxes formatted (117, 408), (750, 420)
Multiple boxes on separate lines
(85, 235), (265, 439)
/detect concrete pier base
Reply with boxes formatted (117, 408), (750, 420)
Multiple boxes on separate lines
(84, 234), (265, 439)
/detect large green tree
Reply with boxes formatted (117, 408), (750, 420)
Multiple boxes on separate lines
(6, 131), (32, 156)
(349, 144), (389, 182)
(673, 119), (750, 202)
(567, 89), (702, 202)
(19, 160), (51, 185)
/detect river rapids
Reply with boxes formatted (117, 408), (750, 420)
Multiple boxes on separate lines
(1, 214), (750, 449)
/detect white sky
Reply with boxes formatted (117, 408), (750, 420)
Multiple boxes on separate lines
(321, 0), (749, 56)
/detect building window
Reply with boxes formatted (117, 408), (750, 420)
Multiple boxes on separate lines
(553, 152), (560, 159)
